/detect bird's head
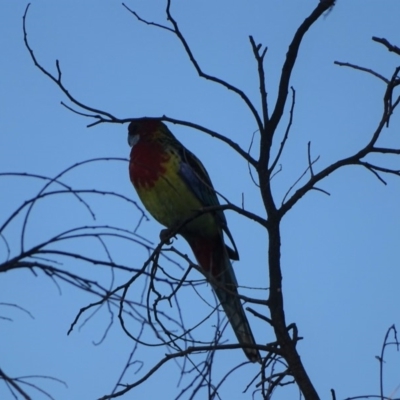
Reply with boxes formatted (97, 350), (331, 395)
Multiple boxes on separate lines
(127, 118), (165, 147)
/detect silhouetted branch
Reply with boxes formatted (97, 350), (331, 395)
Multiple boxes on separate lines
(259, 3), (335, 400)
(334, 61), (389, 83)
(0, 368), (32, 400)
(122, 3), (174, 32)
(0, 367), (66, 400)
(0, 302), (34, 321)
(281, 154), (321, 205)
(373, 36), (400, 56)
(269, 87), (296, 175)
(280, 64), (400, 217)
(100, 340), (279, 399)
(123, 1), (263, 133)
(267, 0), (335, 136)
(23, 4), (126, 127)
(163, 116), (258, 167)
(378, 325), (400, 400)
(249, 35), (269, 123)
(164, 1), (264, 133)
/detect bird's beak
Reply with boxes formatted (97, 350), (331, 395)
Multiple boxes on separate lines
(128, 133), (139, 147)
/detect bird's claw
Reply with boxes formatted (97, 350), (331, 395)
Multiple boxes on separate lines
(160, 228), (176, 244)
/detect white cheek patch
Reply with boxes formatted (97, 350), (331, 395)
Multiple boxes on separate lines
(128, 134), (140, 147)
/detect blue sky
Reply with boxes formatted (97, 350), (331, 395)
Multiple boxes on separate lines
(1, 1), (400, 399)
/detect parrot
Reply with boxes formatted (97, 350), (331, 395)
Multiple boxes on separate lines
(127, 118), (260, 363)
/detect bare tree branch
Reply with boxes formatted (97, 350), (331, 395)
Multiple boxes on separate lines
(334, 61), (389, 83)
(249, 35), (269, 123)
(123, 1), (264, 133)
(373, 36), (400, 56)
(22, 4), (126, 126)
(280, 65), (400, 217)
(269, 87), (296, 174)
(267, 1), (335, 137)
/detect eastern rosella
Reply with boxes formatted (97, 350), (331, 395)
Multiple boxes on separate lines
(128, 118), (260, 362)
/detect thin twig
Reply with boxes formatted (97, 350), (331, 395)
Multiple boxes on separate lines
(249, 35), (269, 122)
(334, 61), (389, 83)
(373, 36), (400, 56)
(269, 87), (296, 174)
(23, 4), (124, 126)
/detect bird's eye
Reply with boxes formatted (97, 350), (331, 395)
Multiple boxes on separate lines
(128, 123), (137, 134)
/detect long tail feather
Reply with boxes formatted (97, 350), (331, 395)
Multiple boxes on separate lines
(187, 235), (261, 363)
(212, 254), (261, 363)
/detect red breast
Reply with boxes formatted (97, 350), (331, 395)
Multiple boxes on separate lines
(129, 138), (169, 189)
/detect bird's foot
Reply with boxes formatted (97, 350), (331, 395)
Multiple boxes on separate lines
(160, 228), (176, 244)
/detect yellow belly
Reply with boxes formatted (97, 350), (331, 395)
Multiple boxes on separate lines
(136, 155), (218, 237)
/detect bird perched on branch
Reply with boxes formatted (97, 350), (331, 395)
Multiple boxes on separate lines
(127, 118), (260, 362)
